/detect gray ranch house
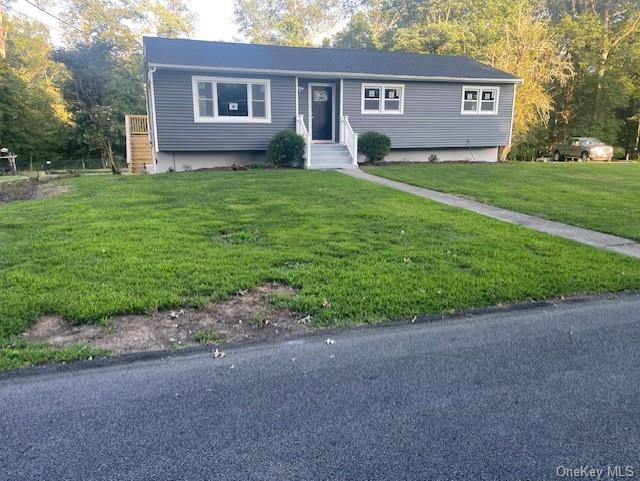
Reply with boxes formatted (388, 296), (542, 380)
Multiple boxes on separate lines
(143, 37), (521, 172)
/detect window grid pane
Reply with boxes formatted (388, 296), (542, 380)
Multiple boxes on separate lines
(365, 87), (380, 99)
(251, 83), (265, 101)
(252, 100), (266, 118)
(217, 83), (249, 117)
(197, 82), (214, 117)
(384, 100), (400, 111)
(384, 88), (399, 99)
(480, 101), (495, 112)
(364, 99), (380, 111)
(464, 90), (478, 101)
(463, 101), (477, 112)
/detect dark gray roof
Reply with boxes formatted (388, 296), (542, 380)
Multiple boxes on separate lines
(143, 37), (520, 82)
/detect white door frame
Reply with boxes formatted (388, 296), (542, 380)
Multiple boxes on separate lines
(308, 82), (336, 143)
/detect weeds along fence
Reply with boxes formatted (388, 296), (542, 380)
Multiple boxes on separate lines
(15, 157), (126, 172)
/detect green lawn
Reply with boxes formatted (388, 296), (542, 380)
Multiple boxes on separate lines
(2, 169), (640, 369)
(362, 162), (640, 241)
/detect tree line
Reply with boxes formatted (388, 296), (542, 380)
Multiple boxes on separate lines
(236, 0), (640, 159)
(0, 0), (194, 167)
(1, 0), (639, 164)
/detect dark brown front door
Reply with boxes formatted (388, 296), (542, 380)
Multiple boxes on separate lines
(311, 85), (333, 141)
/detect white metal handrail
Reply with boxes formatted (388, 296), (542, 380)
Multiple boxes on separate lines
(341, 116), (358, 166)
(296, 114), (312, 168)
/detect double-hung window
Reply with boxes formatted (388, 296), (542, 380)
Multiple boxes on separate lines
(193, 76), (271, 123)
(461, 86), (499, 115)
(361, 83), (404, 114)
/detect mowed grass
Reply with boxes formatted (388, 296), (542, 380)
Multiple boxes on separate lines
(2, 169), (640, 368)
(363, 162), (640, 241)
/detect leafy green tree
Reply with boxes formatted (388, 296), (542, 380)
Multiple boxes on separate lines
(550, 0), (640, 146)
(55, 0), (194, 164)
(0, 15), (70, 164)
(333, 0), (403, 49)
(55, 41), (145, 169)
(141, 0), (195, 37)
(234, 0), (349, 46)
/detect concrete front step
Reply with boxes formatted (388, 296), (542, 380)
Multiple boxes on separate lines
(313, 155), (352, 162)
(309, 143), (355, 169)
(308, 163), (358, 170)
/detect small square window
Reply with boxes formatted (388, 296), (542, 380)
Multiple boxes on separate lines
(362, 84), (403, 113)
(462, 87), (499, 114)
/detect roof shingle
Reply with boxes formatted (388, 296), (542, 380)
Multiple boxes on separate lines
(143, 37), (520, 82)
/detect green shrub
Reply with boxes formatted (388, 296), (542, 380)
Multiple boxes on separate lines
(613, 146), (626, 160)
(508, 142), (539, 161)
(267, 130), (305, 168)
(358, 131), (391, 163)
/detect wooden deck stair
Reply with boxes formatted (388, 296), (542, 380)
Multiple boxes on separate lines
(125, 115), (154, 173)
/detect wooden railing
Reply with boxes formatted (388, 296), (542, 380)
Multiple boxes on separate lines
(128, 115), (148, 134)
(125, 114), (153, 173)
(296, 114), (312, 168)
(341, 116), (358, 166)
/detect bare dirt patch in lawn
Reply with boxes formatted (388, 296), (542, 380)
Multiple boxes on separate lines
(22, 283), (313, 353)
(0, 178), (70, 203)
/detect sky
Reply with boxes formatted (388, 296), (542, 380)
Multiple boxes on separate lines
(9, 0), (242, 46)
(191, 0), (241, 43)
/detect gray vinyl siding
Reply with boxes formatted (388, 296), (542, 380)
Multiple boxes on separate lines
(153, 69), (296, 151)
(343, 79), (514, 148)
(297, 78), (341, 141)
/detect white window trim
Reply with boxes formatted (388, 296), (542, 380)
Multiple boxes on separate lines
(461, 85), (500, 115)
(361, 83), (404, 114)
(192, 75), (271, 123)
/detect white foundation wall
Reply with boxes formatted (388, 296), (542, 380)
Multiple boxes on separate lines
(152, 146), (499, 172)
(358, 147), (500, 163)
(155, 151), (268, 172)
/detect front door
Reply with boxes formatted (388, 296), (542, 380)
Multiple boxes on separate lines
(310, 85), (333, 141)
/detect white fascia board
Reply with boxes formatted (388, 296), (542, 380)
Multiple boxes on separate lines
(148, 63), (523, 84)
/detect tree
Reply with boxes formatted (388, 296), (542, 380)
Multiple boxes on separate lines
(55, 41), (144, 170)
(550, 0), (640, 145)
(141, 0), (195, 38)
(0, 15), (71, 163)
(234, 0), (348, 46)
(54, 0), (194, 165)
(0, 2), (7, 59)
(333, 0), (403, 50)
(485, 3), (573, 147)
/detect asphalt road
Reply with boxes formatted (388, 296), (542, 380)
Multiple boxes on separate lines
(2, 295), (639, 481)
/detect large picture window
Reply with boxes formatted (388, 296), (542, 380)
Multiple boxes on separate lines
(461, 86), (499, 115)
(192, 76), (271, 123)
(361, 83), (404, 114)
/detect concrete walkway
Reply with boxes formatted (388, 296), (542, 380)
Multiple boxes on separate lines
(341, 169), (640, 259)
